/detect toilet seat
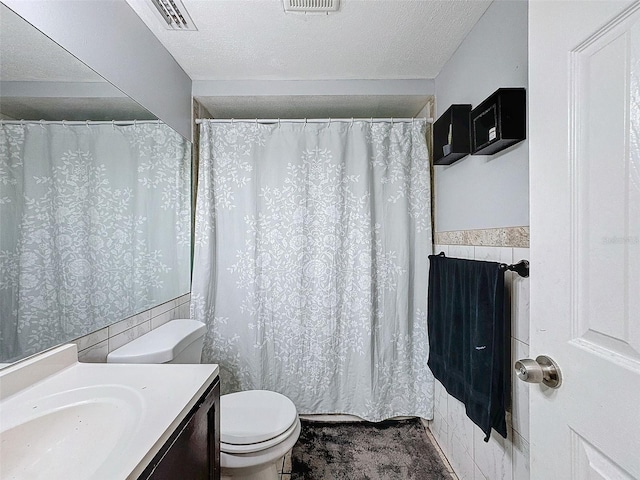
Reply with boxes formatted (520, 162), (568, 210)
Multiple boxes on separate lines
(221, 417), (300, 454)
(220, 390), (298, 454)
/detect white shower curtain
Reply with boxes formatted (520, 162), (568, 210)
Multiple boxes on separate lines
(192, 120), (434, 421)
(0, 122), (191, 361)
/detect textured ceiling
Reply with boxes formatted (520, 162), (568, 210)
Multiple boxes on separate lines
(1, 0), (493, 121)
(0, 3), (156, 121)
(127, 0), (492, 81)
(127, 0), (491, 118)
(0, 4), (103, 82)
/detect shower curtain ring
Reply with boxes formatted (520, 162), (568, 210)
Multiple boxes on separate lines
(40, 120), (46, 129)
(350, 118), (354, 127)
(278, 118), (281, 128)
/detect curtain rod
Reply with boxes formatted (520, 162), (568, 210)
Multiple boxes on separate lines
(195, 117), (433, 125)
(0, 119), (161, 126)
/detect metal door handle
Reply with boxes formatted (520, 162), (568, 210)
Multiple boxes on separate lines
(514, 355), (561, 388)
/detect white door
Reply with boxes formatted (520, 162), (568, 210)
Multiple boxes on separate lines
(529, 1), (640, 478)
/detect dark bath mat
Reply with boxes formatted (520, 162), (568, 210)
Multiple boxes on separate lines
(291, 418), (451, 480)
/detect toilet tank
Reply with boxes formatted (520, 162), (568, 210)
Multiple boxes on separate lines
(106, 319), (207, 364)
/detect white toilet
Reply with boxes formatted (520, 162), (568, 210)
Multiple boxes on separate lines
(219, 390), (301, 480)
(106, 319), (301, 480)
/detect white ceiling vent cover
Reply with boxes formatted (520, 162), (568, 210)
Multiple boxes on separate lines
(148, 0), (197, 30)
(284, 0), (340, 14)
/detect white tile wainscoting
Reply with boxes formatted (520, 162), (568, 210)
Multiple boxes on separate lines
(72, 293), (191, 363)
(430, 243), (530, 480)
(69, 240), (529, 478)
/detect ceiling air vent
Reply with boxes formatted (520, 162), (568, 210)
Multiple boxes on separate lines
(148, 0), (197, 30)
(284, 0), (340, 14)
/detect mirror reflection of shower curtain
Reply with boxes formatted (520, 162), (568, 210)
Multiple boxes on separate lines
(192, 120), (434, 421)
(0, 122), (191, 362)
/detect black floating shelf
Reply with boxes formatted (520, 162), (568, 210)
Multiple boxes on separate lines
(470, 88), (526, 156)
(433, 104), (471, 166)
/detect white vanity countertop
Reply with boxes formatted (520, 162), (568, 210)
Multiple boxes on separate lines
(0, 344), (219, 480)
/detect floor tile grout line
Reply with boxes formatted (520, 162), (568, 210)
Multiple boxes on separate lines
(283, 450), (292, 474)
(423, 422), (459, 478)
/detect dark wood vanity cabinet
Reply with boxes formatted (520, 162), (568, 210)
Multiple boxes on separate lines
(140, 378), (220, 480)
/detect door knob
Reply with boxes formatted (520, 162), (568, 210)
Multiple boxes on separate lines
(514, 355), (561, 388)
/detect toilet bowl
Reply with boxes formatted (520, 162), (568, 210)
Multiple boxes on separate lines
(219, 390), (301, 480)
(106, 319), (300, 480)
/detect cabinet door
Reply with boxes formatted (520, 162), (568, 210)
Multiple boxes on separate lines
(140, 379), (220, 480)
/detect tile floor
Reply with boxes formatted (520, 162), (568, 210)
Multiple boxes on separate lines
(277, 450), (292, 479)
(424, 424), (459, 480)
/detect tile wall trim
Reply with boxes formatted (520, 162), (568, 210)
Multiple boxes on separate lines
(429, 244), (530, 480)
(74, 293), (191, 363)
(434, 226), (529, 248)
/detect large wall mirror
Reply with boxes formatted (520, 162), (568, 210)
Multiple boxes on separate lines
(0, 4), (192, 363)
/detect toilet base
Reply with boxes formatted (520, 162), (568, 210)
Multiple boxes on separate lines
(221, 462), (278, 480)
(220, 418), (300, 480)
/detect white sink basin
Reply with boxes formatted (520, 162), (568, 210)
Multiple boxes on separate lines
(0, 385), (143, 480)
(0, 344), (218, 480)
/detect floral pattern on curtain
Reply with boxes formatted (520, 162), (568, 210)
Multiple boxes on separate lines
(0, 122), (191, 362)
(192, 120), (434, 421)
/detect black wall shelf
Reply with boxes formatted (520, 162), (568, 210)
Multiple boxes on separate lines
(470, 88), (526, 156)
(433, 104), (471, 165)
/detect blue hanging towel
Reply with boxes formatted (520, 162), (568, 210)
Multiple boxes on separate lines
(427, 254), (509, 442)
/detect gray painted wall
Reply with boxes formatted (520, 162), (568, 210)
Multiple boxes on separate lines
(192, 79), (435, 97)
(434, 0), (528, 232)
(3, 0), (192, 139)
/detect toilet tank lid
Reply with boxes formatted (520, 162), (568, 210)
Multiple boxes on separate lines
(106, 319), (207, 364)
